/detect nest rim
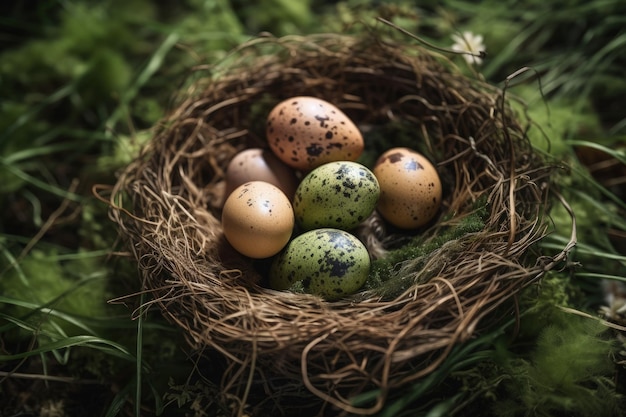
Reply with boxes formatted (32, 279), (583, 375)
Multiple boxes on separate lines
(103, 30), (568, 415)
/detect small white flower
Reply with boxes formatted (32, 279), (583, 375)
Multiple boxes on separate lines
(451, 31), (486, 65)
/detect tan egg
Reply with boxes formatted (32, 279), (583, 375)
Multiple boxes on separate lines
(373, 147), (442, 229)
(266, 96), (364, 171)
(221, 181), (295, 258)
(224, 148), (299, 201)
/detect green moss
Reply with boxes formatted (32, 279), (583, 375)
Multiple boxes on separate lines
(511, 85), (604, 158)
(364, 202), (488, 298)
(447, 273), (623, 417)
(96, 129), (152, 172)
(0, 248), (115, 340)
(491, 311), (621, 417)
(286, 279), (306, 295)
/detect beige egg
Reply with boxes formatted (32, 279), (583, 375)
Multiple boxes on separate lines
(266, 96), (364, 171)
(225, 148), (299, 201)
(221, 181), (295, 258)
(373, 147), (442, 229)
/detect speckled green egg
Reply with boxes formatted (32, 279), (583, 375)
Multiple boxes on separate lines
(269, 228), (370, 301)
(293, 161), (380, 231)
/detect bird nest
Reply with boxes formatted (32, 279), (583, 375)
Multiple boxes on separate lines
(104, 31), (569, 416)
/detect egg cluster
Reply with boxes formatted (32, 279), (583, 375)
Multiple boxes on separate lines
(220, 96), (443, 300)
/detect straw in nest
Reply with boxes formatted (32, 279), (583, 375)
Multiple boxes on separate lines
(102, 30), (571, 416)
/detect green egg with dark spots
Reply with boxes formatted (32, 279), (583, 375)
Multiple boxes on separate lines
(269, 228), (370, 301)
(293, 161), (380, 231)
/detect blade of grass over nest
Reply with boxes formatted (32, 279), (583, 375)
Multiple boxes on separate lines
(104, 32), (180, 136)
(376, 17), (480, 59)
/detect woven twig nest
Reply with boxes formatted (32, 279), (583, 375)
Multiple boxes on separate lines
(106, 31), (567, 416)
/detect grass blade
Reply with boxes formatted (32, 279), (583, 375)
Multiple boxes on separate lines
(104, 32), (180, 135)
(0, 335), (134, 362)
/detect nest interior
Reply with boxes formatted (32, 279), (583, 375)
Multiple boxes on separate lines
(106, 31), (565, 416)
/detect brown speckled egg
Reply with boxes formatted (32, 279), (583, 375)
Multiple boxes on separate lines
(373, 147), (442, 229)
(221, 181), (294, 258)
(224, 148), (299, 201)
(266, 96), (364, 171)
